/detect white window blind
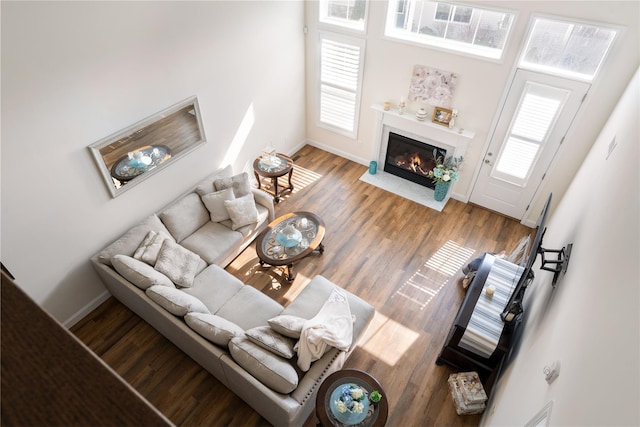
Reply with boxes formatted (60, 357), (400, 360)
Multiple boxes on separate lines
(493, 82), (569, 185)
(318, 32), (365, 137)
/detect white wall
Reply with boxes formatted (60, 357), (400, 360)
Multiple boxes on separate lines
(482, 67), (639, 426)
(1, 1), (306, 324)
(304, 1), (640, 225)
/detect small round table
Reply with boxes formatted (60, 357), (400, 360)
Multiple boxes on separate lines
(316, 369), (388, 427)
(255, 212), (325, 282)
(253, 153), (294, 203)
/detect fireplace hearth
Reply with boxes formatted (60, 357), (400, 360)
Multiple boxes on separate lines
(384, 132), (446, 190)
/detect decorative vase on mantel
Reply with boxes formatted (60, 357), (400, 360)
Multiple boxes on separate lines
(415, 107), (428, 121)
(434, 181), (451, 202)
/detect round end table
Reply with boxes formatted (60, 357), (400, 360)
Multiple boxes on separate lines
(316, 369), (388, 427)
(253, 153), (294, 203)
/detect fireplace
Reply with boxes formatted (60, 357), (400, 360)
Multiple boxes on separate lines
(384, 132), (446, 190)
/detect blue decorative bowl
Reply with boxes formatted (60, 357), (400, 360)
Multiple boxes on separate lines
(329, 384), (369, 425)
(276, 229), (302, 248)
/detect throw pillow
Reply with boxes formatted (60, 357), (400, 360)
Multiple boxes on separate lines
(133, 230), (172, 265)
(245, 326), (296, 359)
(224, 194), (259, 231)
(201, 188), (236, 222)
(214, 172), (252, 198)
(268, 315), (307, 339)
(146, 285), (210, 317)
(95, 214), (174, 266)
(111, 254), (175, 290)
(154, 240), (202, 288)
(184, 312), (244, 347)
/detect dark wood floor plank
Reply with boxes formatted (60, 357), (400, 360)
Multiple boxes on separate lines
(72, 145), (532, 426)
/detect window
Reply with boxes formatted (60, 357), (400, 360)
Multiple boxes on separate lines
(317, 32), (365, 138)
(385, 0), (515, 60)
(519, 17), (618, 81)
(493, 82), (570, 186)
(320, 0), (368, 32)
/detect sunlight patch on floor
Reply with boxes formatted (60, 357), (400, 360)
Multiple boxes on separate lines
(358, 311), (420, 366)
(290, 165), (322, 193)
(393, 240), (476, 309)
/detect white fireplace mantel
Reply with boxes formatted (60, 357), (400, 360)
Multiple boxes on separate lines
(371, 103), (475, 166)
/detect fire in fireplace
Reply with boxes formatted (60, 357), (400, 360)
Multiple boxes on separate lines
(384, 132), (447, 189)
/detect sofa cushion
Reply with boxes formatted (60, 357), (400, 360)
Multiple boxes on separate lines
(95, 214), (174, 266)
(194, 165), (233, 197)
(159, 193), (210, 242)
(154, 240), (203, 288)
(111, 255), (175, 290)
(133, 230), (173, 265)
(219, 202), (269, 238)
(268, 315), (307, 339)
(229, 336), (299, 394)
(224, 194), (259, 231)
(201, 188), (235, 222)
(180, 222), (243, 266)
(214, 172), (252, 198)
(246, 326), (296, 359)
(146, 285), (210, 316)
(182, 264), (245, 313)
(185, 312), (244, 347)
(216, 286), (284, 331)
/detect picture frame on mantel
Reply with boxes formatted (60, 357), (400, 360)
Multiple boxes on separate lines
(432, 107), (453, 127)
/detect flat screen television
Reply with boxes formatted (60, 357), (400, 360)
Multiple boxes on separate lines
(501, 193), (554, 323)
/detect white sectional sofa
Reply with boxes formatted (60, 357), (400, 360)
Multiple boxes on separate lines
(90, 166), (376, 426)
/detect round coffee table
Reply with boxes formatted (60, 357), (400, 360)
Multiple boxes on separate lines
(253, 153), (294, 203)
(316, 369), (388, 427)
(255, 212), (325, 282)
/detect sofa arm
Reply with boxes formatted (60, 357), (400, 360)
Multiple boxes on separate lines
(252, 189), (275, 222)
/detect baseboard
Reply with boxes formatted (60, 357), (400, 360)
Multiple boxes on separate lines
(63, 290), (111, 329)
(303, 139), (369, 166)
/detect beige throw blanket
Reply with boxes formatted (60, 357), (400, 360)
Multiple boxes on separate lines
(296, 288), (354, 372)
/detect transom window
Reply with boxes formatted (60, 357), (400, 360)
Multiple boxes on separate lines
(519, 17), (618, 81)
(385, 0), (515, 60)
(320, 0), (368, 32)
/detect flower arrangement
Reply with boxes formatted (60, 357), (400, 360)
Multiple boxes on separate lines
(334, 385), (367, 414)
(427, 150), (463, 184)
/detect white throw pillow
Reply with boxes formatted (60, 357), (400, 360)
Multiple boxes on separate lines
(146, 285), (209, 317)
(246, 326), (296, 359)
(185, 312), (244, 347)
(154, 240), (202, 288)
(224, 194), (259, 231)
(133, 230), (172, 265)
(201, 188), (236, 222)
(268, 315), (307, 339)
(111, 254), (175, 290)
(214, 172), (252, 198)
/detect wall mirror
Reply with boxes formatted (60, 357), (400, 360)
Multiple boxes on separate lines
(88, 96), (206, 198)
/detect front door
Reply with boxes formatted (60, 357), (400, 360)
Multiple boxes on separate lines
(470, 69), (589, 220)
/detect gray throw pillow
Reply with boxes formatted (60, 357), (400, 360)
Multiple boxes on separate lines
(111, 254), (175, 290)
(214, 172), (252, 198)
(146, 285), (210, 317)
(159, 193), (210, 242)
(268, 315), (307, 339)
(154, 240), (202, 288)
(246, 326), (296, 359)
(201, 188), (236, 222)
(224, 194), (259, 231)
(133, 230), (172, 265)
(185, 312), (244, 347)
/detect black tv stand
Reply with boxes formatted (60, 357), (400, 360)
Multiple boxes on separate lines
(435, 253), (519, 395)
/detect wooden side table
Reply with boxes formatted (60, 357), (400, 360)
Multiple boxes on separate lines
(253, 153), (294, 203)
(316, 369), (388, 427)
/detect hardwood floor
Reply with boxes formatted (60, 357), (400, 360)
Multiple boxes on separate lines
(72, 145), (532, 426)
